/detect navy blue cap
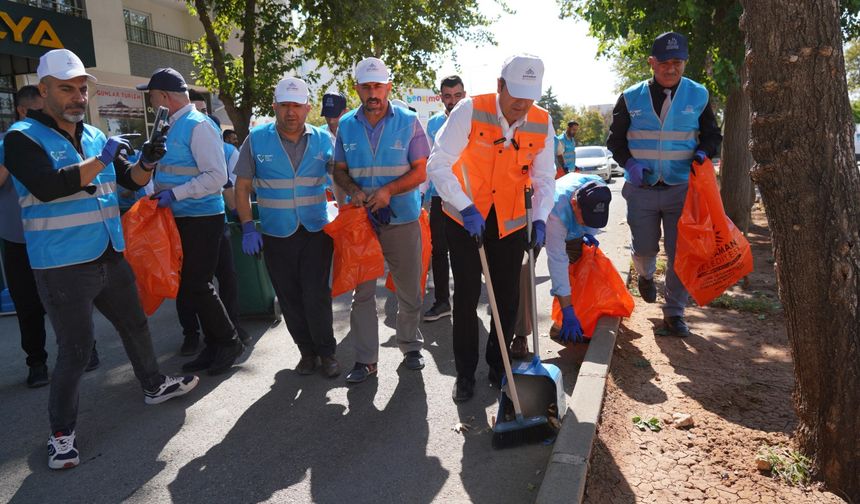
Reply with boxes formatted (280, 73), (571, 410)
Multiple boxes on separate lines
(136, 68), (188, 92)
(651, 32), (688, 62)
(574, 181), (612, 228)
(321, 92), (347, 117)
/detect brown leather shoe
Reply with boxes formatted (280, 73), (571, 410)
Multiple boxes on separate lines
(296, 355), (320, 375)
(510, 335), (529, 359)
(321, 356), (340, 378)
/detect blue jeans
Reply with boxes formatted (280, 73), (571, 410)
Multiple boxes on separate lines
(33, 250), (162, 432)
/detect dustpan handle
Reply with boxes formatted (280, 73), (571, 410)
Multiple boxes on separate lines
(524, 186), (540, 356)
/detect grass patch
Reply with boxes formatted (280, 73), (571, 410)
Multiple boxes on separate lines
(709, 292), (781, 313)
(655, 257), (667, 275)
(756, 445), (813, 487)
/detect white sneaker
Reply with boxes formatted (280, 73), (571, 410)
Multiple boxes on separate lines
(144, 375), (199, 405)
(48, 429), (79, 470)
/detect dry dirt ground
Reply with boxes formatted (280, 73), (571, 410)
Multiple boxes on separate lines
(583, 208), (846, 504)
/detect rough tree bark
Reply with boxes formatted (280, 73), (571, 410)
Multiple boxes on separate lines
(719, 78), (755, 236)
(740, 0), (860, 499)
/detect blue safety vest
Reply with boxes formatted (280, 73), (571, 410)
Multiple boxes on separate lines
(223, 142), (236, 165)
(424, 112), (447, 199)
(551, 172), (605, 240)
(154, 108), (225, 217)
(249, 123), (331, 237)
(338, 105), (421, 224)
(622, 77), (708, 185)
(557, 133), (576, 170)
(8, 119), (124, 269)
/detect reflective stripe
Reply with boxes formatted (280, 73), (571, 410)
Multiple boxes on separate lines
(630, 149), (694, 161)
(472, 109), (500, 126)
(505, 215), (527, 229)
(294, 175), (327, 186)
(518, 121), (547, 134)
(295, 194), (326, 206)
(158, 164), (200, 176)
(461, 162), (475, 200)
(443, 201), (463, 222)
(627, 130), (698, 141)
(22, 206), (120, 232)
(254, 178), (294, 189)
(18, 181), (116, 208)
(350, 165), (410, 178)
(256, 197), (295, 209)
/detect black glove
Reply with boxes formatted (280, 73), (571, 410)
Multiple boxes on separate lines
(141, 126), (169, 166)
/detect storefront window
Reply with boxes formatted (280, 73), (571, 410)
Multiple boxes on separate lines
(0, 76), (16, 133)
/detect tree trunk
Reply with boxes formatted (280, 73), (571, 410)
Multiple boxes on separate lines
(719, 79), (755, 236)
(740, 1), (860, 499)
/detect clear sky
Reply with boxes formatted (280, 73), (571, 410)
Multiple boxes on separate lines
(435, 0), (619, 108)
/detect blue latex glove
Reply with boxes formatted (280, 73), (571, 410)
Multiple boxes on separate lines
(582, 233), (599, 248)
(560, 305), (584, 343)
(241, 221), (263, 256)
(367, 206), (395, 234)
(97, 134), (139, 166)
(150, 190), (175, 208)
(141, 126), (169, 166)
(529, 220), (546, 250)
(460, 204), (485, 244)
(624, 158), (651, 187)
(693, 150), (707, 164)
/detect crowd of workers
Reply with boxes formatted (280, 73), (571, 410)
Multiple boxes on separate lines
(0, 29), (720, 470)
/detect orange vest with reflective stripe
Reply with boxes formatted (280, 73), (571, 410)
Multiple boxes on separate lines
(443, 94), (549, 238)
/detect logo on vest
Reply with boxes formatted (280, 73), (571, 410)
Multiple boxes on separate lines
(256, 154), (273, 163)
(391, 139), (405, 150)
(681, 105), (695, 114)
(629, 109), (642, 118)
(343, 143), (358, 152)
(522, 68), (537, 80)
(313, 151), (326, 161)
(50, 150), (67, 162)
(666, 37), (679, 51)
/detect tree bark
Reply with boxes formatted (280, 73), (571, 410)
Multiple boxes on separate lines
(719, 79), (755, 236)
(740, 1), (860, 499)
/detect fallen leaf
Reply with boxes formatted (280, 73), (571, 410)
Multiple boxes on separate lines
(453, 422), (471, 433)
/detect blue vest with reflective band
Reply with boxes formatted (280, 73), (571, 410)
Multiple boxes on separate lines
(154, 108), (225, 217)
(250, 123), (332, 237)
(424, 112), (447, 198)
(8, 119), (124, 269)
(338, 106), (421, 224)
(557, 133), (576, 170)
(223, 142), (236, 165)
(551, 172), (604, 241)
(623, 77), (708, 185)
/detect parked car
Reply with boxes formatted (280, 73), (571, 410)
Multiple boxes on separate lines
(573, 146), (615, 181)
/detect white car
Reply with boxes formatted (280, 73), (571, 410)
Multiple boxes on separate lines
(573, 146), (616, 181)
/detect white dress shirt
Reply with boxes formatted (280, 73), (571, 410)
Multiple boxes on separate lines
(426, 95), (556, 222)
(166, 103), (228, 201)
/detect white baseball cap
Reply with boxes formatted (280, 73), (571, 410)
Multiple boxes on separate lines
(354, 57), (391, 84)
(274, 77), (309, 104)
(500, 54), (544, 101)
(37, 49), (97, 82)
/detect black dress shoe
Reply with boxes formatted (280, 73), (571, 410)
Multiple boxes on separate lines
(663, 316), (691, 337)
(85, 342), (100, 372)
(180, 332), (199, 356)
(403, 350), (425, 370)
(638, 276), (657, 303)
(296, 355), (320, 375)
(321, 356), (341, 378)
(208, 341), (245, 376)
(452, 377), (475, 403)
(27, 364), (49, 388)
(182, 345), (217, 372)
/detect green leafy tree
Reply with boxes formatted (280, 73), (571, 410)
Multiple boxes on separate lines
(846, 40), (860, 94)
(186, 0), (497, 140)
(538, 86), (565, 133)
(560, 106), (606, 146)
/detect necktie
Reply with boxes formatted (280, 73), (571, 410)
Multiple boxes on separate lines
(659, 88), (673, 123)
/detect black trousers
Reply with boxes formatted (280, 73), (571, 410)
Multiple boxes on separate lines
(174, 215), (236, 346)
(429, 196), (450, 306)
(177, 225), (239, 342)
(2, 239), (48, 367)
(263, 228), (336, 358)
(446, 207), (526, 380)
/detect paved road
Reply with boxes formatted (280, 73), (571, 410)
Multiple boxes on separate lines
(0, 178), (628, 503)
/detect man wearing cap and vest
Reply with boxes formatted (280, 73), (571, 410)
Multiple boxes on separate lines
(234, 77), (340, 378)
(428, 54), (556, 403)
(556, 121), (579, 174)
(138, 67), (244, 373)
(422, 74), (467, 323)
(333, 57), (430, 384)
(544, 173), (612, 342)
(3, 49), (199, 470)
(607, 31), (722, 337)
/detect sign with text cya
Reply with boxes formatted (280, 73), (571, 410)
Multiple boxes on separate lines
(0, 0), (96, 67)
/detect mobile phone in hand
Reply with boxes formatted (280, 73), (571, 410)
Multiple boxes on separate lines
(150, 106), (169, 141)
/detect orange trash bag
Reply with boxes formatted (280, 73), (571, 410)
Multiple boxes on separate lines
(323, 205), (385, 298)
(121, 198), (183, 316)
(675, 158), (754, 306)
(552, 242), (634, 339)
(385, 209), (431, 293)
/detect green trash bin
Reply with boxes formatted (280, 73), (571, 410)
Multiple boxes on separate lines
(227, 221), (280, 320)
